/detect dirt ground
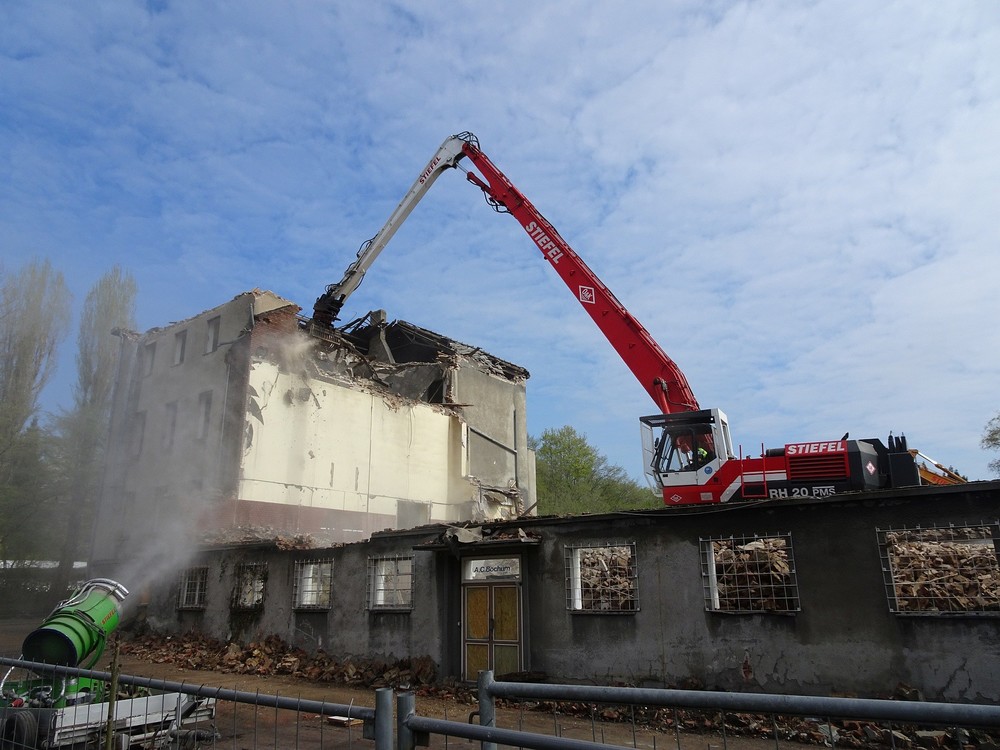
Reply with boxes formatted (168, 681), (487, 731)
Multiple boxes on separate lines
(0, 618), (821, 750)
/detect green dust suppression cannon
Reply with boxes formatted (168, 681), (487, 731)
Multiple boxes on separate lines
(21, 578), (129, 669)
(1, 578), (218, 749)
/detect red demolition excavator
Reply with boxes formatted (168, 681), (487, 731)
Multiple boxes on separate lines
(312, 132), (921, 505)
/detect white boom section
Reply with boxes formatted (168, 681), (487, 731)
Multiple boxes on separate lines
(316, 135), (468, 320)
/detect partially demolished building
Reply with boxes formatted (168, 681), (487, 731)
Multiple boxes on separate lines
(90, 290), (534, 575)
(89, 290), (1000, 700)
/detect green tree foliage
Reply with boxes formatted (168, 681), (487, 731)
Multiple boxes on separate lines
(52, 267), (136, 587)
(0, 260), (70, 565)
(983, 412), (1000, 478)
(0, 260), (70, 456)
(0, 419), (61, 563)
(530, 426), (659, 515)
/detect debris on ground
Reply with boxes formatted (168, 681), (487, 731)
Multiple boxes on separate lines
(119, 633), (999, 748)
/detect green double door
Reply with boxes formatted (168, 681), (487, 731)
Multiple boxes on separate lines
(463, 582), (521, 681)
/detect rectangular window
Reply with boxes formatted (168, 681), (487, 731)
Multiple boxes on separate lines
(565, 543), (639, 613)
(878, 524), (1000, 615)
(163, 401), (178, 451)
(131, 411), (146, 457)
(367, 555), (413, 611)
(700, 533), (800, 613)
(142, 342), (156, 376)
(232, 563), (267, 610)
(177, 566), (208, 610)
(173, 330), (187, 365)
(293, 559), (334, 610)
(205, 316), (221, 354)
(197, 390), (213, 440)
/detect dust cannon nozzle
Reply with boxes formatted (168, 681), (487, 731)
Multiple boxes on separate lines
(21, 578), (129, 667)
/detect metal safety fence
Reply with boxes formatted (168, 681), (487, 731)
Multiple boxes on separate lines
(3, 659), (1000, 750)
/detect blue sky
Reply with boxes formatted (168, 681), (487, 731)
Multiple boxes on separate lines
(2, 1), (998, 483)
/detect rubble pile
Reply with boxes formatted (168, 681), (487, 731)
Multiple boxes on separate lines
(578, 546), (635, 611)
(885, 528), (1000, 613)
(118, 634), (999, 748)
(525, 691), (998, 749)
(199, 527), (320, 550)
(121, 632), (437, 690)
(711, 537), (798, 611)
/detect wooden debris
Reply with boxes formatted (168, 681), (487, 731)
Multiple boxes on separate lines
(711, 537), (798, 611)
(326, 715), (363, 727)
(577, 546), (636, 611)
(885, 527), (1000, 613)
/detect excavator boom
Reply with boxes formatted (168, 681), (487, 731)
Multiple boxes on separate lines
(312, 132), (922, 505)
(457, 141), (698, 415)
(313, 132), (697, 415)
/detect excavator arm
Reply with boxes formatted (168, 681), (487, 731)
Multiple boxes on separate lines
(457, 139), (697, 415)
(312, 134), (470, 327)
(313, 132), (697, 415)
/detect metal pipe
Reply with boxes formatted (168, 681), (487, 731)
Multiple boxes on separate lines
(375, 688), (393, 750)
(477, 670), (497, 750)
(397, 691), (415, 750)
(0, 658), (375, 721)
(404, 714), (619, 750)
(483, 677), (1000, 728)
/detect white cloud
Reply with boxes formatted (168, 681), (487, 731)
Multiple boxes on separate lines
(1, 0), (998, 482)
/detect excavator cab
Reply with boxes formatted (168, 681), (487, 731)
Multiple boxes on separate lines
(641, 408), (734, 490)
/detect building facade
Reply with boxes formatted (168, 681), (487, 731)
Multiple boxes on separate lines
(147, 481), (1000, 702)
(91, 291), (534, 582)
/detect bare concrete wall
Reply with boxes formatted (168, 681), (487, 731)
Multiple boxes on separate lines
(146, 482), (1000, 702)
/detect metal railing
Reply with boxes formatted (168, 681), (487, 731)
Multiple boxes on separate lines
(395, 671), (1000, 750)
(4, 658), (1000, 750)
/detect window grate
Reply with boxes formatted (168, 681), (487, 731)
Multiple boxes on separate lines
(366, 555), (414, 611)
(231, 563), (267, 610)
(564, 543), (638, 613)
(293, 559), (333, 610)
(877, 523), (1000, 615)
(177, 566), (208, 610)
(700, 533), (800, 613)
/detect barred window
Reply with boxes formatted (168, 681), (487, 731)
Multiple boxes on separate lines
(294, 559), (333, 610)
(177, 566), (208, 610)
(878, 524), (1000, 615)
(701, 534), (800, 613)
(565, 543), (638, 613)
(367, 555), (413, 611)
(232, 563), (266, 610)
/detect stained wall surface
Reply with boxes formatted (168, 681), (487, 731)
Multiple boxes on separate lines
(149, 482), (1000, 702)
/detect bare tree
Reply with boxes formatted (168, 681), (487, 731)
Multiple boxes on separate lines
(983, 412), (1000, 478)
(53, 266), (137, 587)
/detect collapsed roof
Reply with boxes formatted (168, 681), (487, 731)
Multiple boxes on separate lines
(301, 309), (529, 405)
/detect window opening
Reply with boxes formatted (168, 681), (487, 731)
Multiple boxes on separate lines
(564, 543), (638, 613)
(142, 341), (156, 376)
(367, 555), (414, 611)
(197, 390), (213, 440)
(163, 401), (178, 451)
(232, 563), (266, 610)
(173, 330), (187, 365)
(205, 316), (221, 354)
(131, 411), (146, 457)
(877, 524), (1000, 615)
(294, 559), (333, 610)
(700, 533), (800, 613)
(177, 567), (208, 609)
